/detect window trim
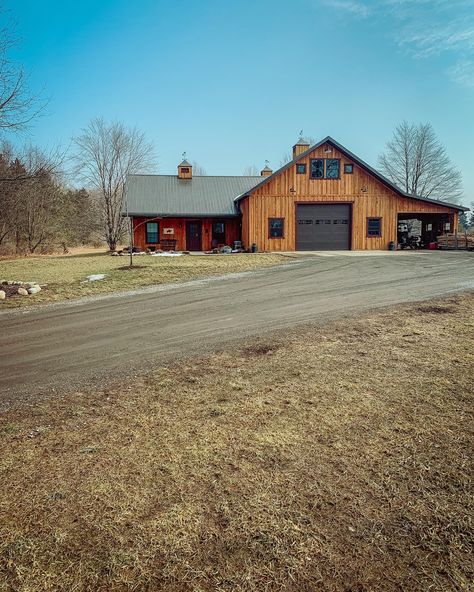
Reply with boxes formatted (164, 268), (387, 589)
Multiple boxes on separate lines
(366, 217), (382, 238)
(145, 221), (160, 244)
(296, 163), (306, 174)
(309, 158), (341, 180)
(212, 220), (226, 242)
(325, 158), (341, 180)
(309, 158), (324, 180)
(344, 163), (354, 174)
(268, 217), (285, 239)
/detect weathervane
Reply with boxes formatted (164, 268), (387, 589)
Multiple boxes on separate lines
(182, 151), (187, 160)
(265, 159), (270, 167)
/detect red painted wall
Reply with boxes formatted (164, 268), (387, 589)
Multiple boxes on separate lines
(132, 217), (241, 251)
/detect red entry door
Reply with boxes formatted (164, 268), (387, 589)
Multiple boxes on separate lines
(186, 221), (202, 251)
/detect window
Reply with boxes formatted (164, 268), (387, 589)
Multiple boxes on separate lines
(269, 218), (284, 238)
(212, 221), (226, 243)
(367, 218), (382, 237)
(310, 158), (341, 179)
(146, 221), (159, 243)
(310, 159), (324, 179)
(180, 167), (189, 173)
(296, 163), (306, 174)
(326, 159), (340, 179)
(344, 163), (353, 174)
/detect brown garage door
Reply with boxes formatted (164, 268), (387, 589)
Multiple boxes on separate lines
(296, 204), (351, 250)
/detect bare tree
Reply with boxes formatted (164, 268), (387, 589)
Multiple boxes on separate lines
(243, 165), (259, 176)
(0, 142), (66, 251)
(192, 161), (206, 175)
(73, 118), (156, 251)
(378, 121), (463, 203)
(0, 15), (42, 135)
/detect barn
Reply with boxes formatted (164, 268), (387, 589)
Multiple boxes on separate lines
(125, 136), (467, 252)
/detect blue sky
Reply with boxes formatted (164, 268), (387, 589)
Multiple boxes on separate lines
(5, 0), (474, 205)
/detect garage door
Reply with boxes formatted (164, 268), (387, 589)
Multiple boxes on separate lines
(296, 204), (351, 250)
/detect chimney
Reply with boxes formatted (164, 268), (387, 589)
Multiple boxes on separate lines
(178, 152), (192, 179)
(292, 133), (310, 158)
(260, 160), (273, 177)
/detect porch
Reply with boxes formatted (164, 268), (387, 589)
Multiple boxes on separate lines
(132, 216), (242, 252)
(397, 212), (457, 248)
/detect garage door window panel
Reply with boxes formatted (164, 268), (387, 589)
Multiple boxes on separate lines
(269, 218), (284, 238)
(367, 218), (382, 237)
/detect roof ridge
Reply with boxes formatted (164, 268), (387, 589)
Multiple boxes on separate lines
(128, 174), (262, 178)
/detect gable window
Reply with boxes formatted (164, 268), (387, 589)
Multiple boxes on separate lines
(367, 218), (382, 237)
(146, 221), (159, 243)
(180, 167), (189, 173)
(326, 159), (340, 179)
(296, 163), (306, 174)
(269, 218), (284, 238)
(310, 159), (324, 179)
(344, 163), (353, 174)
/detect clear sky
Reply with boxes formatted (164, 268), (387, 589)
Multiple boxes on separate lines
(5, 0), (474, 205)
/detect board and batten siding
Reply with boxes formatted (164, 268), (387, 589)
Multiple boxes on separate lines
(240, 144), (458, 251)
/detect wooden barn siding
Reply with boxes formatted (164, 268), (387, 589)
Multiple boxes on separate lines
(242, 144), (458, 251)
(132, 217), (241, 251)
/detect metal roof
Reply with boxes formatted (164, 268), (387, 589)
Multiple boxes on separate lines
(234, 136), (468, 212)
(124, 174), (262, 217)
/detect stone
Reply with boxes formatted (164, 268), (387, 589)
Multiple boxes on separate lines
(0, 290), (5, 300)
(28, 286), (41, 294)
(17, 287), (29, 296)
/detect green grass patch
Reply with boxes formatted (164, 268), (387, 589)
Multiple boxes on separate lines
(0, 252), (287, 308)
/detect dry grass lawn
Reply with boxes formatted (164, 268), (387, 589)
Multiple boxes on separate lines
(0, 252), (286, 308)
(0, 293), (473, 591)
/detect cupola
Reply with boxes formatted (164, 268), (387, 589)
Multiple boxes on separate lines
(260, 160), (273, 177)
(178, 152), (192, 179)
(292, 132), (310, 158)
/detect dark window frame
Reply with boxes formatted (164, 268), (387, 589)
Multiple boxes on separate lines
(296, 163), (306, 174)
(212, 221), (226, 243)
(344, 163), (354, 174)
(268, 217), (285, 239)
(145, 221), (160, 244)
(367, 217), (382, 238)
(325, 158), (341, 180)
(309, 158), (341, 180)
(309, 158), (325, 179)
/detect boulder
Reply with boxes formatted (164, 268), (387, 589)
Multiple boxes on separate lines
(17, 287), (29, 296)
(28, 285), (41, 294)
(0, 290), (5, 300)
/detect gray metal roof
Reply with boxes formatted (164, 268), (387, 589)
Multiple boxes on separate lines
(234, 136), (468, 212)
(125, 174), (262, 217)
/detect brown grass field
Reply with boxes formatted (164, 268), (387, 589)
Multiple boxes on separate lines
(0, 251), (287, 308)
(0, 293), (473, 591)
